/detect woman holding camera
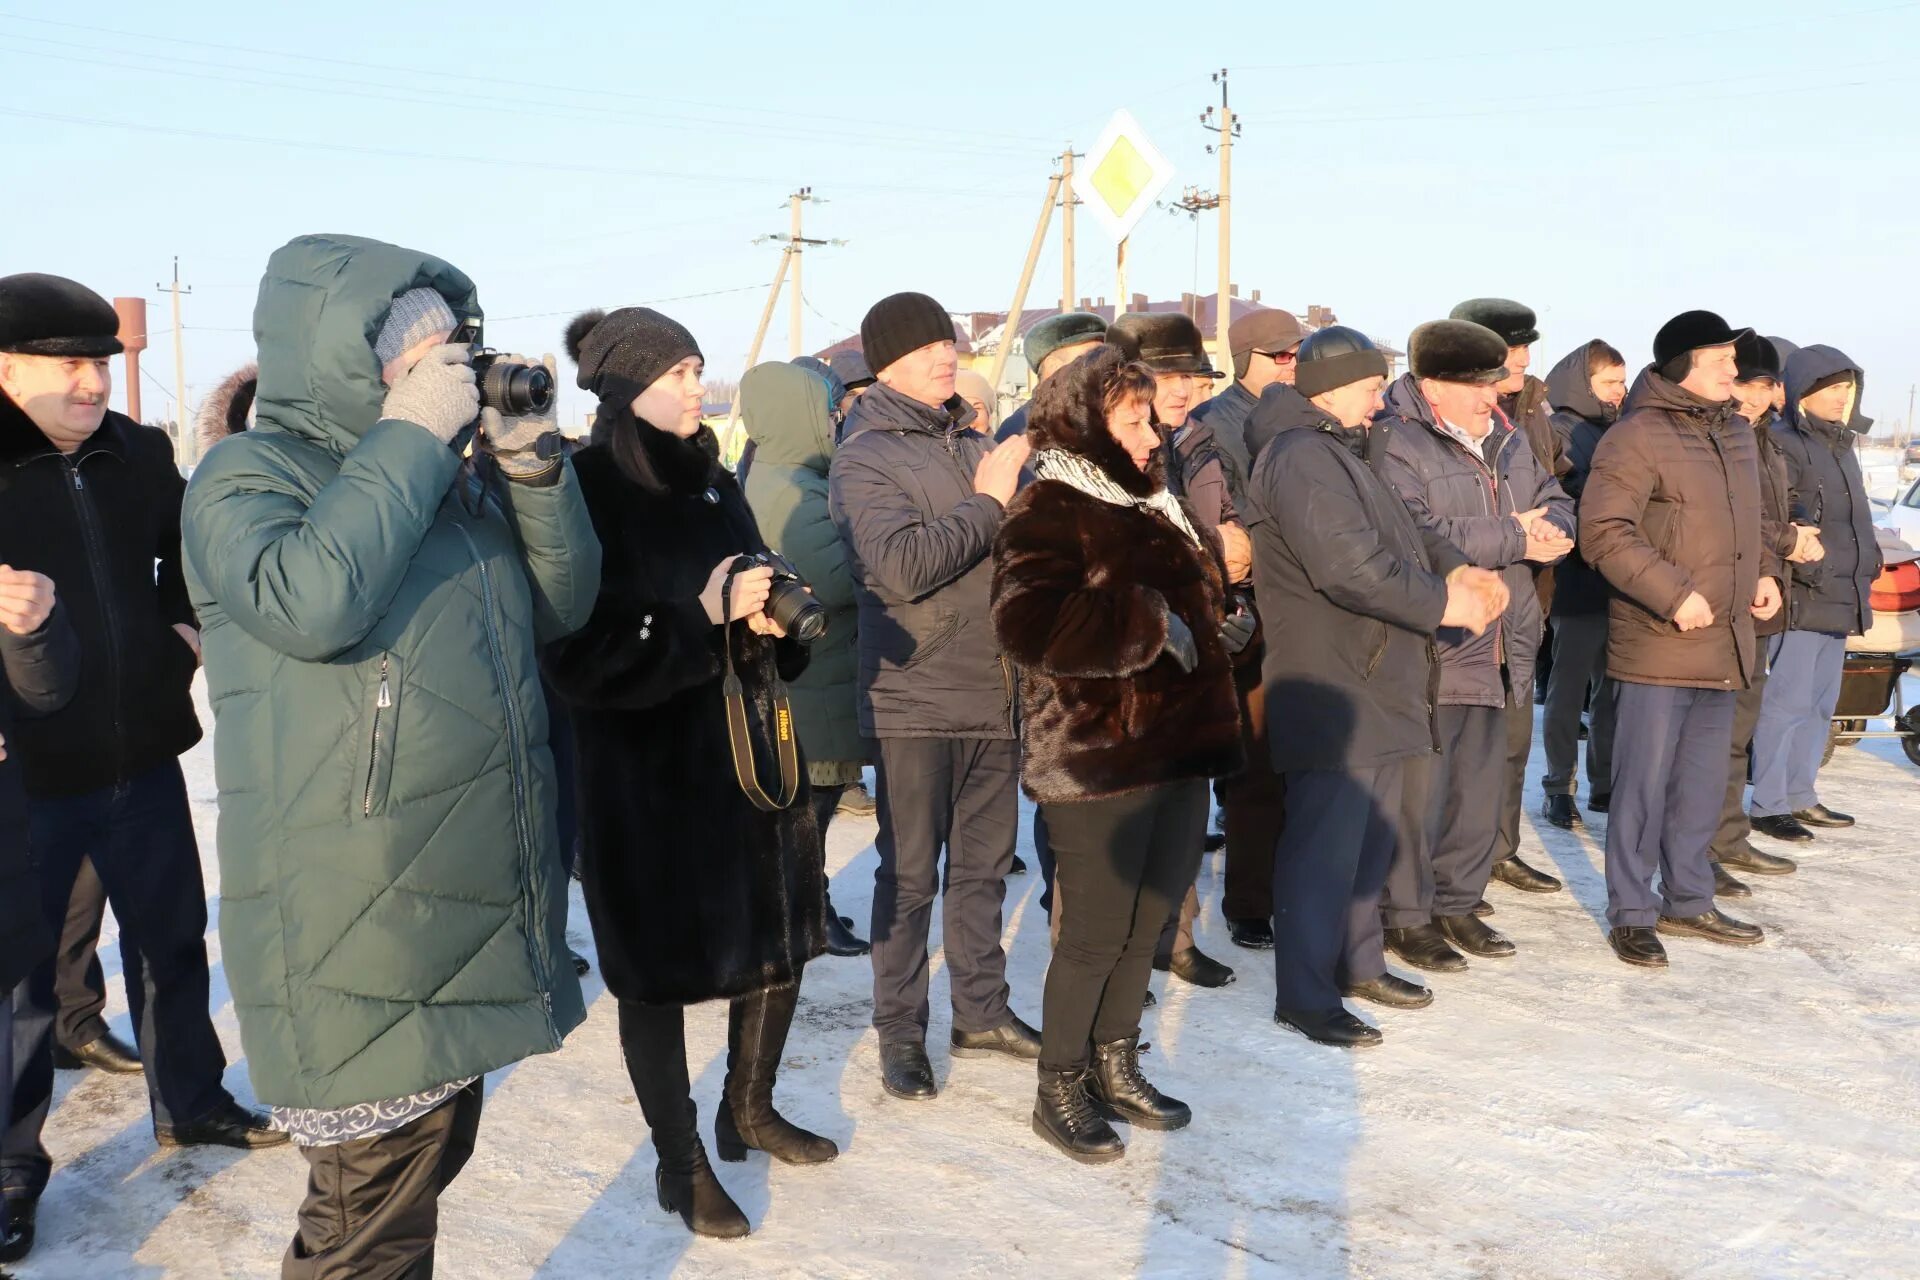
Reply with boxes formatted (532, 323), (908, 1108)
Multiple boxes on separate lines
(544, 307), (830, 1240)
(991, 345), (1243, 1164)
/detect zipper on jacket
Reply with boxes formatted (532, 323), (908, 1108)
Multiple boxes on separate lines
(455, 523), (558, 1044)
(362, 655), (391, 817)
(1436, 427), (1510, 668)
(63, 451), (126, 781)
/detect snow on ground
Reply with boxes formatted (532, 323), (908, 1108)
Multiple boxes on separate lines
(18, 678), (1920, 1279)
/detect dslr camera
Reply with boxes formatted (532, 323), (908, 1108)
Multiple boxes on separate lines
(734, 551), (828, 643)
(449, 322), (557, 417)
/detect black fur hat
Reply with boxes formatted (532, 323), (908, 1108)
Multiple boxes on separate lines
(1449, 298), (1539, 347)
(1409, 319), (1509, 385)
(1025, 343), (1164, 499)
(0, 273), (123, 357)
(1107, 312), (1223, 379)
(1734, 332), (1779, 384)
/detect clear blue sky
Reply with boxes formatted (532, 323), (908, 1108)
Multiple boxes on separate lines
(6, 0), (1916, 430)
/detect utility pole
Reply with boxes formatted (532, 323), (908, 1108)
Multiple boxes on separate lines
(763, 188), (835, 359)
(1202, 68), (1241, 380)
(986, 172), (1065, 399)
(1059, 146), (1080, 310)
(158, 258), (193, 467)
(721, 249), (793, 460)
(1115, 239), (1130, 323)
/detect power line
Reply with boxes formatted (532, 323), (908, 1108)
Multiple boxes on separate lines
(1231, 0), (1917, 71)
(0, 107), (1033, 201)
(0, 13), (1058, 148)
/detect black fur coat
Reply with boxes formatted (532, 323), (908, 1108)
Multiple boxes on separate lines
(992, 346), (1243, 804)
(543, 415), (825, 1006)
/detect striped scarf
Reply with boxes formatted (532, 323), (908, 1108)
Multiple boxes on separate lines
(1032, 448), (1203, 550)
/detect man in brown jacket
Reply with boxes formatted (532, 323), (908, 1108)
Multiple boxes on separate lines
(1580, 310), (1778, 968)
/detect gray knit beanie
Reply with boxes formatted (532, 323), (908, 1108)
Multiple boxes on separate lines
(375, 288), (458, 365)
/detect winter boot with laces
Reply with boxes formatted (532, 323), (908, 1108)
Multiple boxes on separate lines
(1086, 1036), (1191, 1131)
(1032, 1068), (1126, 1164)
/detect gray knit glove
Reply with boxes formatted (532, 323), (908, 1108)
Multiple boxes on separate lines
(380, 343), (478, 444)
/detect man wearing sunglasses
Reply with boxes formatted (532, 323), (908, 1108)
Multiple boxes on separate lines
(1189, 307), (1306, 496)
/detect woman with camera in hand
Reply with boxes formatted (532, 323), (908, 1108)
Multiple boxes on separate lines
(543, 307), (831, 1240)
(991, 345), (1244, 1164)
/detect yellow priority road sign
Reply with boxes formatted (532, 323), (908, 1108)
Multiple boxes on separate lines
(1073, 109), (1176, 244)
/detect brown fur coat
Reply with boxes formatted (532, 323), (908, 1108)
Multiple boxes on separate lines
(991, 346), (1243, 804)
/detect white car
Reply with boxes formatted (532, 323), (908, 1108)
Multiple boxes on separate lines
(1880, 474), (1920, 546)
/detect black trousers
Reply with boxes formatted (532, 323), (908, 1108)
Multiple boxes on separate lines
(1541, 612), (1616, 799)
(1219, 651), (1285, 922)
(1272, 763), (1404, 1013)
(1428, 706), (1506, 916)
(1491, 692), (1534, 866)
(282, 1082), (483, 1280)
(5, 760), (231, 1200)
(1380, 753), (1437, 929)
(1039, 781), (1207, 1072)
(52, 855), (120, 1053)
(869, 737), (1017, 1044)
(1710, 663), (1771, 864)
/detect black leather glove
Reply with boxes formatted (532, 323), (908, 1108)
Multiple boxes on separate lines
(1161, 611), (1198, 673)
(1219, 605), (1257, 656)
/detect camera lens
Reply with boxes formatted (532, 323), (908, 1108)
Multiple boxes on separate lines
(477, 358), (557, 417)
(766, 581), (828, 643)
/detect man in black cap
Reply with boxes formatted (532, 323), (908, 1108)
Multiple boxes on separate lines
(1376, 320), (1574, 970)
(1245, 327), (1509, 1044)
(1539, 339), (1629, 831)
(995, 310), (1107, 443)
(1580, 309), (1775, 968)
(828, 291), (1041, 1100)
(1449, 298), (1570, 896)
(1188, 306), (1307, 492)
(1108, 312), (1243, 989)
(1712, 336), (1820, 892)
(0, 273), (284, 1248)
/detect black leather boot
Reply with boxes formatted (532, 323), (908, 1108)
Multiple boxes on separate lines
(716, 985), (838, 1166)
(1383, 923), (1468, 973)
(1719, 841), (1797, 876)
(1490, 854), (1563, 893)
(823, 889), (870, 957)
(53, 1030), (142, 1074)
(1032, 1069), (1125, 1163)
(1542, 794), (1581, 830)
(1154, 946), (1236, 987)
(1087, 1036), (1190, 1131)
(0, 1196), (36, 1265)
(1751, 813), (1814, 843)
(1608, 926), (1668, 968)
(1436, 913), (1516, 959)
(621, 1000), (750, 1239)
(1711, 861), (1753, 899)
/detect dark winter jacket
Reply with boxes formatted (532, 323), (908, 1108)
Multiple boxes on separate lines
(1501, 374), (1570, 612)
(1579, 368), (1762, 691)
(0, 603), (78, 990)
(1172, 421), (1242, 545)
(1246, 385), (1467, 773)
(1750, 412), (1799, 641)
(1545, 343), (1618, 618)
(1775, 345), (1880, 637)
(0, 399), (202, 799)
(183, 235), (600, 1109)
(1187, 378), (1259, 498)
(544, 423), (825, 1006)
(1377, 375), (1573, 709)
(992, 349), (1241, 804)
(741, 362), (865, 768)
(828, 381), (1015, 739)
(994, 401), (1029, 443)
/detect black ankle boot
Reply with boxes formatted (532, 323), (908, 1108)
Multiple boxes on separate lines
(1032, 1069), (1125, 1163)
(716, 986), (838, 1166)
(655, 1140), (750, 1239)
(1087, 1036), (1190, 1131)
(823, 890), (870, 957)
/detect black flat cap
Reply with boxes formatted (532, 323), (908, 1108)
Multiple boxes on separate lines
(0, 273), (124, 357)
(1450, 298), (1539, 348)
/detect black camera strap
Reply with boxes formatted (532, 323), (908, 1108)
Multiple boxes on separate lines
(720, 559), (802, 812)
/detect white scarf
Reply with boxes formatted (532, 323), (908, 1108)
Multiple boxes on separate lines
(1032, 448), (1204, 550)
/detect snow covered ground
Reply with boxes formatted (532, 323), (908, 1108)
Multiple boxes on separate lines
(18, 678), (1920, 1279)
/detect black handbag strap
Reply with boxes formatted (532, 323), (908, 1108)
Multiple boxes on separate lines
(720, 559), (802, 812)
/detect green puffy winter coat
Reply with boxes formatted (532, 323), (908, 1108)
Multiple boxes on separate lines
(182, 235), (601, 1109)
(741, 363), (864, 767)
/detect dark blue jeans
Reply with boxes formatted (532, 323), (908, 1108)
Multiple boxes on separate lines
(3, 760), (232, 1200)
